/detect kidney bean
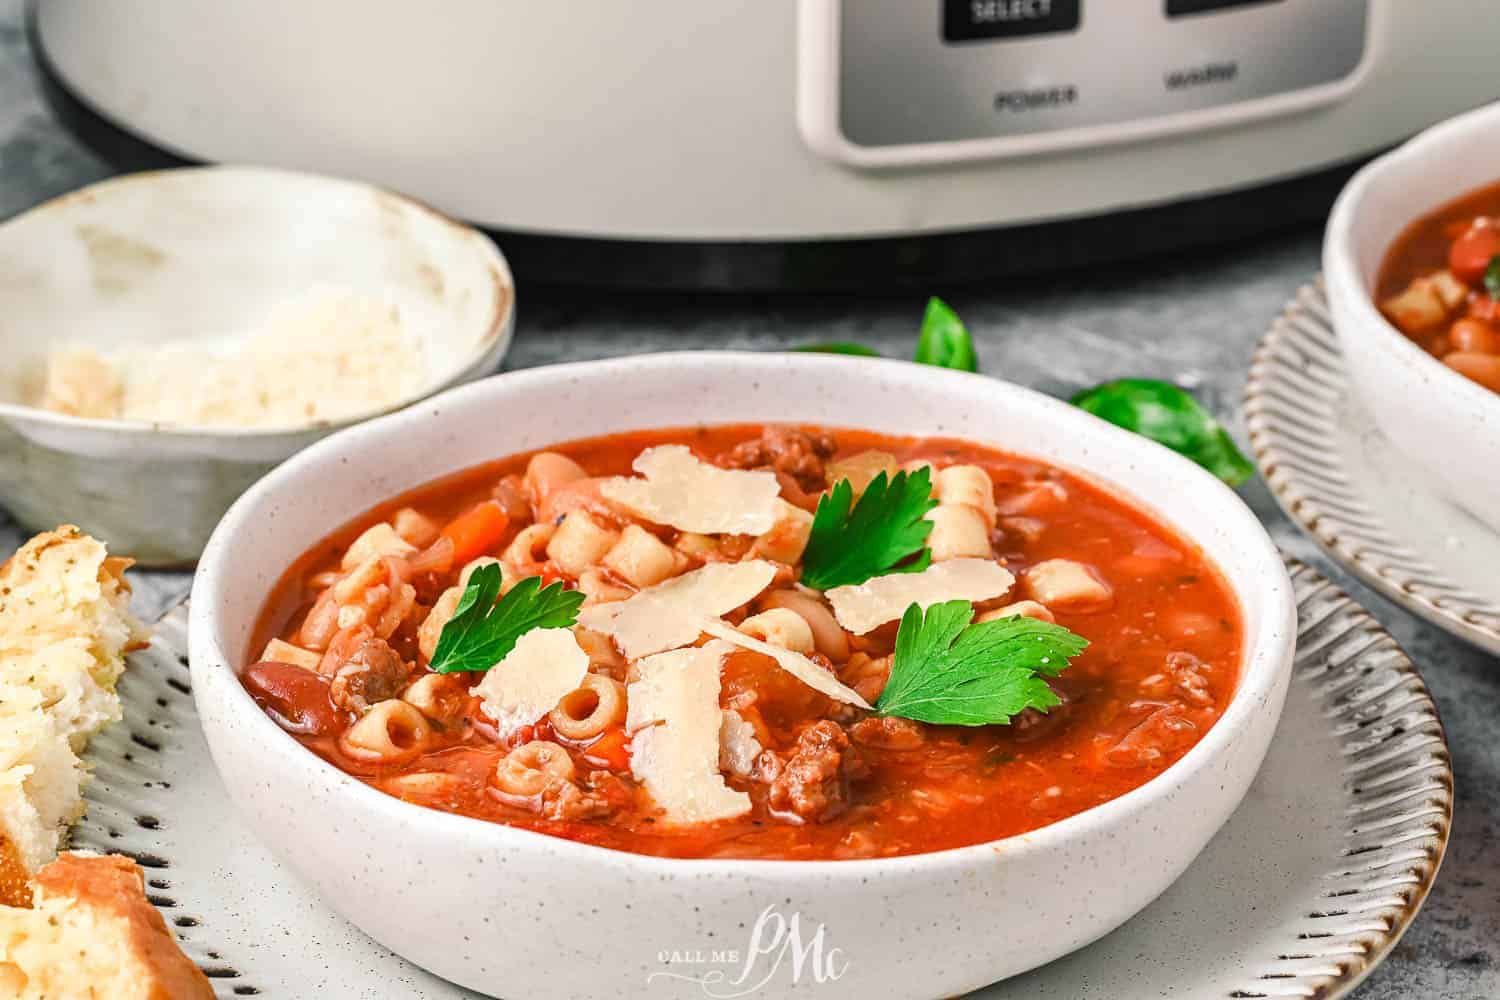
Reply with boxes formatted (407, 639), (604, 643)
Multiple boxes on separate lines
(243, 660), (345, 736)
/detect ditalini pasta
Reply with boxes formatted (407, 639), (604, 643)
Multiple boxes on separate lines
(241, 424), (1243, 860)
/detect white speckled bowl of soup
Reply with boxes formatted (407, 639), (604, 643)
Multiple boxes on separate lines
(1325, 100), (1500, 530)
(190, 353), (1295, 999)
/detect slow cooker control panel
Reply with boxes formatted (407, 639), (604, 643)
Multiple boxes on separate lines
(799, 0), (1369, 166)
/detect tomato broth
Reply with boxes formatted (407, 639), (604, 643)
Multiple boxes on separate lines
(244, 425), (1242, 860)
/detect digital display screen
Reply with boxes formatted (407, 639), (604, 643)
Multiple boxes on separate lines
(943, 0), (1081, 43)
(1166, 0), (1284, 16)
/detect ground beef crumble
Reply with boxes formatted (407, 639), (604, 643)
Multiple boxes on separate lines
(328, 638), (411, 714)
(766, 720), (867, 823)
(724, 427), (838, 493)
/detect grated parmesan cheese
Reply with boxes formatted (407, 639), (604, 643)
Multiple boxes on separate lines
(625, 641), (751, 825)
(576, 560), (777, 659)
(699, 619), (870, 708)
(473, 627), (589, 740)
(600, 445), (782, 535)
(825, 558), (1015, 635)
(38, 292), (427, 429)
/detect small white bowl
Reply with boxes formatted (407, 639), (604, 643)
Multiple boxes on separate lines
(189, 353), (1296, 1000)
(1324, 101), (1500, 530)
(0, 166), (514, 566)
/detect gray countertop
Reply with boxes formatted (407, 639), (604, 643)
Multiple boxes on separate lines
(1, 2), (1495, 996)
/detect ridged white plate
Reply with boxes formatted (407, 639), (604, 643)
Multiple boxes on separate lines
(74, 563), (1450, 999)
(1246, 280), (1500, 655)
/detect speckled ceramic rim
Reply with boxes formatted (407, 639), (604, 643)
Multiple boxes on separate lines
(191, 351), (1294, 875)
(1231, 562), (1451, 1000)
(0, 164), (516, 439)
(1246, 279), (1500, 655)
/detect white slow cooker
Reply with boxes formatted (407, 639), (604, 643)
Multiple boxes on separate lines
(30, 0), (1500, 289)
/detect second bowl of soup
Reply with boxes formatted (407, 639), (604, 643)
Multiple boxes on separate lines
(1325, 100), (1500, 529)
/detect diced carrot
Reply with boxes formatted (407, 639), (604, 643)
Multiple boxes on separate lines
(1444, 352), (1500, 392)
(583, 728), (631, 771)
(441, 500), (510, 566)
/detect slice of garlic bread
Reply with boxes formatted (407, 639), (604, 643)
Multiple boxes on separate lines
(0, 525), (146, 745)
(0, 685), (87, 906)
(0, 853), (214, 999)
(0, 527), (146, 905)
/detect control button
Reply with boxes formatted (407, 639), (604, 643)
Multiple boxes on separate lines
(1166, 0), (1283, 17)
(943, 0), (1081, 44)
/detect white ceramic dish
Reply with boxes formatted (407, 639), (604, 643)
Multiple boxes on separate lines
(101, 560), (1445, 999)
(189, 353), (1296, 1000)
(1323, 99), (1500, 531)
(1247, 279), (1500, 654)
(0, 166), (515, 566)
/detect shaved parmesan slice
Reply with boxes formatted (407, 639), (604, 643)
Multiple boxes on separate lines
(700, 618), (871, 709)
(626, 642), (751, 825)
(600, 445), (781, 535)
(825, 558), (1015, 635)
(577, 560), (777, 659)
(473, 628), (589, 739)
(719, 709), (762, 779)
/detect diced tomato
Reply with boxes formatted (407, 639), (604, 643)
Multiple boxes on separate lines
(1468, 294), (1499, 323)
(1448, 221), (1500, 284)
(1450, 318), (1500, 355)
(489, 722), (541, 751)
(441, 500), (510, 566)
(583, 728), (631, 771)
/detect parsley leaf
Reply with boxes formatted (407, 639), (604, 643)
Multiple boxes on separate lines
(428, 565), (585, 674)
(876, 600), (1088, 726)
(800, 468), (937, 591)
(1486, 255), (1500, 300)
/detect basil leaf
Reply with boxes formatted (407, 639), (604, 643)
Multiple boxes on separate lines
(914, 297), (978, 372)
(1070, 378), (1255, 487)
(1485, 255), (1500, 300)
(795, 342), (882, 357)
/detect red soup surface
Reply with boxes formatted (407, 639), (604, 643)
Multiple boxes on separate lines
(1377, 179), (1500, 393)
(244, 425), (1242, 860)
